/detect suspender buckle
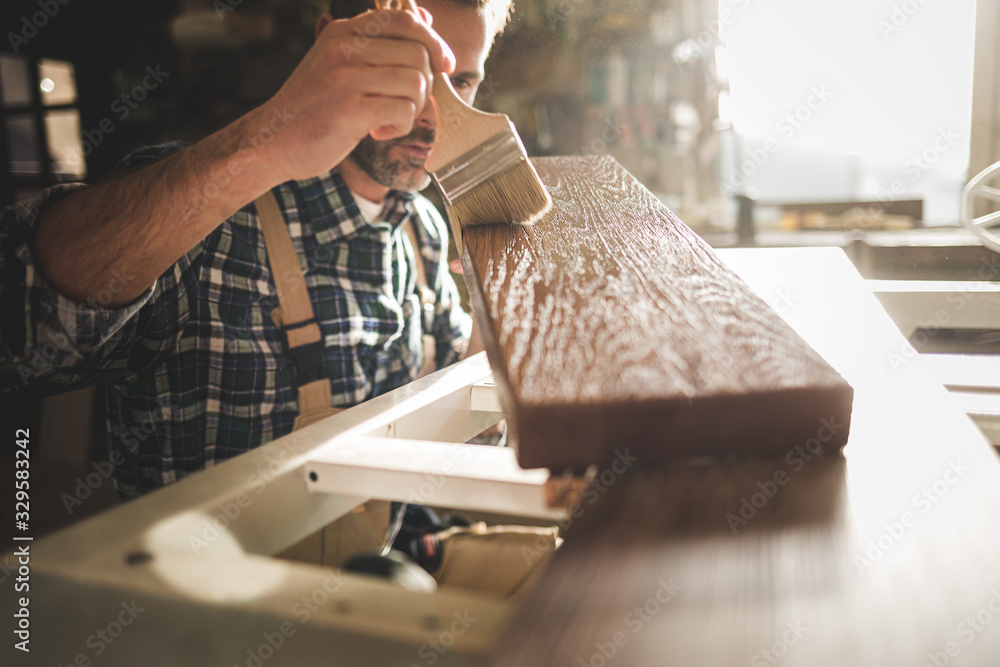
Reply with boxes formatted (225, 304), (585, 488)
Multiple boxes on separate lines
(282, 317), (328, 387)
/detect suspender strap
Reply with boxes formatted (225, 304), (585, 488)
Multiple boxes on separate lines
(255, 190), (332, 426)
(403, 220), (436, 325)
(254, 190), (436, 424)
(255, 191), (322, 349)
(403, 221), (428, 288)
(403, 219), (439, 379)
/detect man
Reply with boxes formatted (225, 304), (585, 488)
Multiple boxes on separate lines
(0, 0), (508, 499)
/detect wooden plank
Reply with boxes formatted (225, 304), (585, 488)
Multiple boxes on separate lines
(461, 156), (853, 470)
(488, 247), (1000, 667)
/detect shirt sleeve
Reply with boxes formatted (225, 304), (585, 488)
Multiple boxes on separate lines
(0, 142), (199, 396)
(411, 197), (472, 368)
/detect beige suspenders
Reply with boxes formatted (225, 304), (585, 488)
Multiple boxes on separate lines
(259, 188), (386, 566)
(255, 190), (337, 430)
(259, 190), (558, 592)
(403, 221), (439, 380)
(254, 190), (436, 429)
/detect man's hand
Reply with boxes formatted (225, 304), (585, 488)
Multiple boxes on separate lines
(258, 9), (455, 183)
(30, 8), (454, 308)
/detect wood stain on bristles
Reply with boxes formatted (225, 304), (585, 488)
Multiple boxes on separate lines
(445, 160), (553, 228)
(377, 0), (551, 242)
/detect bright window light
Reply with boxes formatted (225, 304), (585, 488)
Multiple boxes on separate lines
(719, 0), (977, 223)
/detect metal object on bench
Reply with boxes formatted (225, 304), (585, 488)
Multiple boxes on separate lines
(962, 159), (1000, 253)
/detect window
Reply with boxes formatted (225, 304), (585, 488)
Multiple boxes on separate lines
(0, 52), (86, 207)
(718, 0), (977, 228)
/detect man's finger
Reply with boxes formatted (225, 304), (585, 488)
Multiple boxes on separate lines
(358, 67), (429, 110)
(353, 39), (432, 104)
(353, 38), (431, 73)
(325, 9), (454, 74)
(362, 96), (419, 139)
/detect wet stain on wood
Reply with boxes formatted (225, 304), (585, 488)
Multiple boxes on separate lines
(461, 156), (853, 469)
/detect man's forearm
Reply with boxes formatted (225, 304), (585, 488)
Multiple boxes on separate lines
(31, 9), (455, 309)
(31, 107), (285, 308)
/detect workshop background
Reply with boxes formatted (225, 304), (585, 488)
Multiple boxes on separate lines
(1, 0), (998, 536)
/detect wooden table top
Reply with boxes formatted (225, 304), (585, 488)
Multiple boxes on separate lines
(489, 246), (1000, 667)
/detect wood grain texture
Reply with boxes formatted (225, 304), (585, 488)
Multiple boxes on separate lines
(487, 248), (1000, 666)
(461, 156), (853, 469)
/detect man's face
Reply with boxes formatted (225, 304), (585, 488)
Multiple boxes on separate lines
(348, 0), (493, 192)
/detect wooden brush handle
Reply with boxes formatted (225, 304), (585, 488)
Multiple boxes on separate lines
(425, 73), (508, 173)
(374, 0), (509, 173)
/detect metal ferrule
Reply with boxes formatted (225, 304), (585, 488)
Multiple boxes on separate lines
(432, 128), (527, 204)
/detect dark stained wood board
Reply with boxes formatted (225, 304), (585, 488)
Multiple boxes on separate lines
(485, 247), (1000, 666)
(460, 156), (853, 470)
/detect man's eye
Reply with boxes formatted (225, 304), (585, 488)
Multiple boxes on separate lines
(451, 78), (471, 90)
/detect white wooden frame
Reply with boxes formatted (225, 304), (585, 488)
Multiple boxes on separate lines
(22, 354), (568, 667)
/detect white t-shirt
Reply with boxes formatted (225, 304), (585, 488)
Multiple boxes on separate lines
(352, 191), (384, 223)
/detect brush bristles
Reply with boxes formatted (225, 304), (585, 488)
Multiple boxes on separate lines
(447, 161), (553, 228)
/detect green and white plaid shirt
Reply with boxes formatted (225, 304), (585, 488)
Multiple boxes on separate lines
(0, 144), (471, 499)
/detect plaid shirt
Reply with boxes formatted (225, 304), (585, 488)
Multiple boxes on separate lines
(0, 144), (471, 499)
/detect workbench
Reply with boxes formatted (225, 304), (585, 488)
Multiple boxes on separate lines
(13, 246), (1000, 666)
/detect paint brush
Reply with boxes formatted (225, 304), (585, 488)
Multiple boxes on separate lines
(376, 0), (552, 251)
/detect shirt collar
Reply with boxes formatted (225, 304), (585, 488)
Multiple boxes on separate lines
(291, 167), (417, 246)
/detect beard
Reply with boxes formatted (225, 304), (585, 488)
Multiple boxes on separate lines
(348, 126), (437, 192)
